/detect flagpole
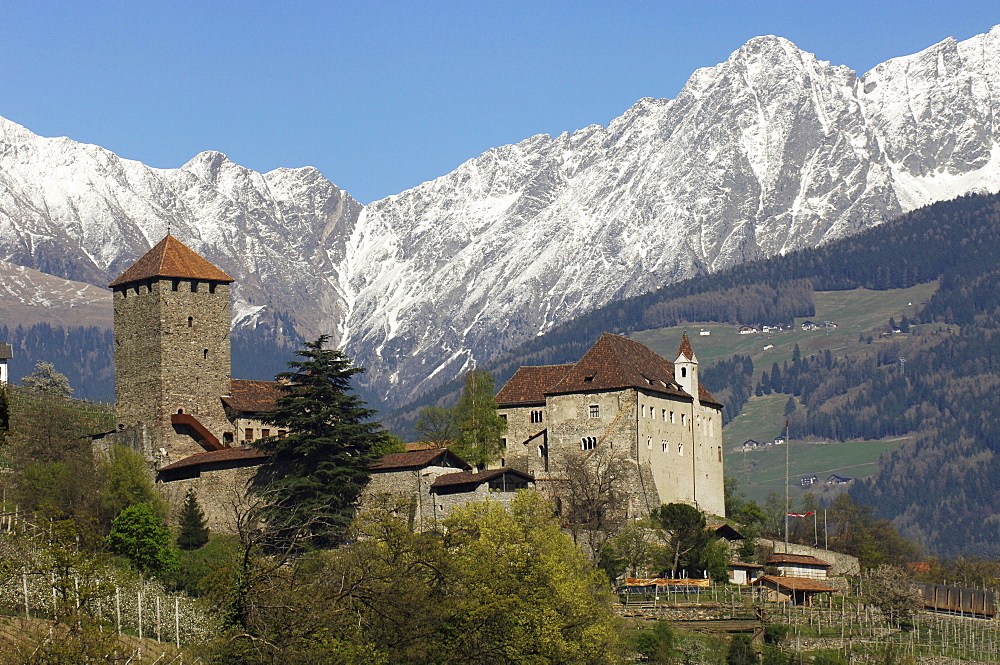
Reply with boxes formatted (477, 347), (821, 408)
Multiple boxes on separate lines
(784, 419), (789, 551)
(814, 510), (818, 547)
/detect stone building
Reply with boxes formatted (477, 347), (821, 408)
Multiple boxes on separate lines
(363, 449), (534, 528)
(109, 235), (281, 527)
(495, 333), (726, 517)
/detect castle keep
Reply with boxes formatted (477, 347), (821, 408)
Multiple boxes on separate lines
(110, 235), (280, 527)
(495, 333), (726, 517)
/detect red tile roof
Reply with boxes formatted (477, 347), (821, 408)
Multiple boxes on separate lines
(495, 364), (573, 405)
(158, 446), (269, 472)
(677, 332), (695, 360)
(753, 575), (837, 592)
(369, 448), (471, 471)
(109, 235), (234, 287)
(767, 553), (832, 568)
(224, 379), (284, 413)
(430, 467), (533, 489)
(494, 334), (723, 408)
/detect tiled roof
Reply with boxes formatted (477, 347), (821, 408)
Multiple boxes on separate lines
(767, 553), (832, 568)
(494, 333), (723, 408)
(754, 575), (837, 592)
(224, 379), (284, 413)
(677, 332), (695, 360)
(495, 364), (573, 405)
(404, 441), (452, 451)
(158, 446), (269, 472)
(430, 467), (533, 489)
(370, 448), (472, 471)
(109, 235), (234, 287)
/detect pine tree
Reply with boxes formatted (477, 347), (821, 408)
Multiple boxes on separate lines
(177, 489), (209, 550)
(452, 370), (507, 467)
(252, 336), (390, 547)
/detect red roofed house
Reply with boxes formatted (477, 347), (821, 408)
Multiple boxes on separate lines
(496, 333), (726, 517)
(752, 575), (838, 605)
(108, 235), (289, 528)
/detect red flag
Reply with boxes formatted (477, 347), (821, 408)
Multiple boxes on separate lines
(787, 512), (815, 517)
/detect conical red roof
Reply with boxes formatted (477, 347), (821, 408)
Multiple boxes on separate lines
(109, 235), (234, 287)
(677, 332), (695, 360)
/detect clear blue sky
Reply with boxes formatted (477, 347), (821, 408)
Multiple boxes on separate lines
(2, 1), (997, 203)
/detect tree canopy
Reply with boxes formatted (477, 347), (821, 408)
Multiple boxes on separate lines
(451, 370), (507, 467)
(252, 335), (391, 547)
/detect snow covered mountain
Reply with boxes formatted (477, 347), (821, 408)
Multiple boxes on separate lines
(2, 26), (1000, 406)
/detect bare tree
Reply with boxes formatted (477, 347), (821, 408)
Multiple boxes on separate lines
(562, 448), (633, 564)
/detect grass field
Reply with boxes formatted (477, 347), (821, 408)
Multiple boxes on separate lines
(632, 282), (935, 504)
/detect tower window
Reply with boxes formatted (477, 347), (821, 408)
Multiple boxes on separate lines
(188, 316), (193, 328)
(662, 409), (667, 421)
(641, 405), (646, 417)
(581, 437), (597, 450)
(647, 435), (652, 449)
(191, 280), (198, 293)
(678, 443), (683, 455)
(172, 279), (180, 291)
(681, 413), (687, 426)
(530, 410), (543, 423)
(209, 282), (217, 294)
(203, 349), (208, 359)
(588, 404), (600, 418)
(681, 367), (687, 378)
(662, 441), (668, 452)
(223, 432), (234, 445)
(670, 411), (675, 424)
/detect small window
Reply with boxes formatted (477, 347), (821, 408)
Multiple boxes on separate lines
(718, 447), (722, 462)
(500, 414), (508, 422)
(646, 435), (652, 449)
(245, 428), (254, 441)
(581, 437), (597, 451)
(678, 443), (683, 456)
(209, 282), (217, 294)
(530, 410), (543, 423)
(172, 279), (180, 291)
(203, 349), (209, 359)
(261, 429), (270, 438)
(278, 430), (287, 438)
(589, 404), (600, 418)
(662, 409), (667, 421)
(502, 438), (508, 449)
(670, 411), (675, 424)
(188, 316), (193, 328)
(538, 445), (546, 458)
(681, 367), (687, 378)
(681, 413), (687, 426)
(190, 280), (198, 293)
(641, 405), (646, 417)
(584, 375), (595, 383)
(662, 441), (668, 452)
(223, 432), (234, 445)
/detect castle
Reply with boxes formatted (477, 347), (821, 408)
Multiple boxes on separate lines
(495, 333), (726, 517)
(109, 234), (725, 528)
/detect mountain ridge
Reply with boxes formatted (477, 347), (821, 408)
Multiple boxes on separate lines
(3, 26), (1000, 406)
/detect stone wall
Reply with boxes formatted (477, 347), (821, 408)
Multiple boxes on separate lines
(768, 540), (861, 576)
(114, 277), (232, 465)
(157, 465), (259, 533)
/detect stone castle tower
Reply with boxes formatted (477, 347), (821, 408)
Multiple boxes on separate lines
(110, 235), (235, 461)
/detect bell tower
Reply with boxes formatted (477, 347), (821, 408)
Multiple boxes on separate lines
(110, 235), (235, 461)
(674, 332), (699, 403)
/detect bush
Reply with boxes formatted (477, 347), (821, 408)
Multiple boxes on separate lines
(763, 623), (789, 645)
(631, 621), (673, 663)
(107, 504), (178, 578)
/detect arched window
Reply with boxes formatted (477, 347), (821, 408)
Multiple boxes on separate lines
(681, 367), (687, 378)
(203, 349), (209, 359)
(188, 316), (193, 328)
(581, 437), (597, 451)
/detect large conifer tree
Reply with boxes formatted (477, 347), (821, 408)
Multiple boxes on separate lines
(177, 489), (209, 550)
(252, 336), (389, 547)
